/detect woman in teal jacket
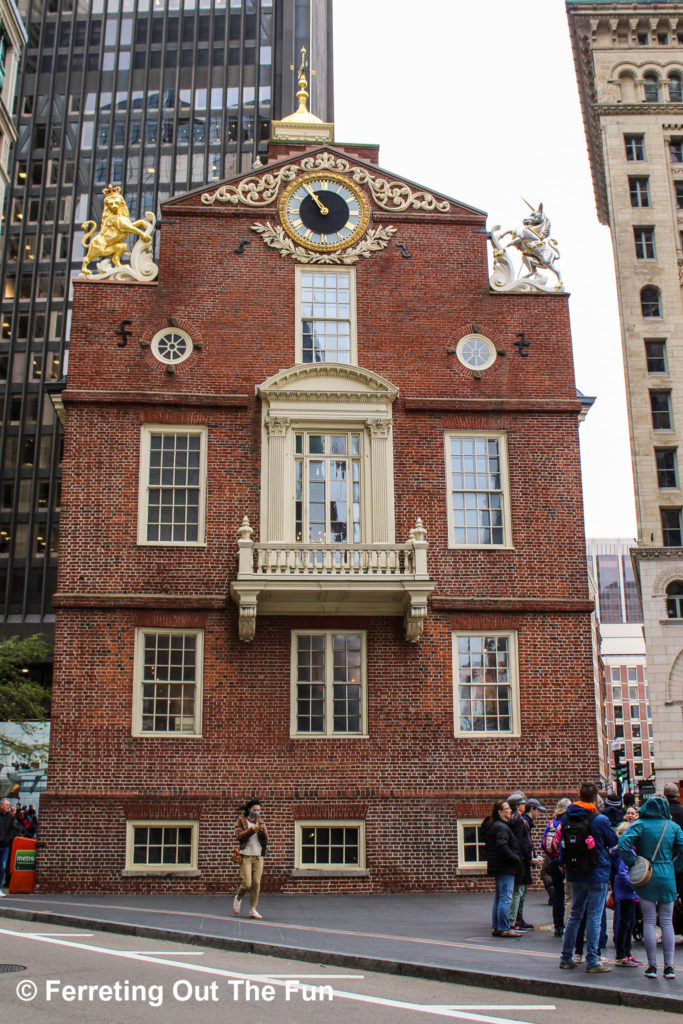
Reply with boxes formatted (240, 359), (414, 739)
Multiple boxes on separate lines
(618, 795), (683, 979)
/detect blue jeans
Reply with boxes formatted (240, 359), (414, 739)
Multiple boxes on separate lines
(560, 881), (608, 968)
(0, 844), (9, 886)
(492, 873), (515, 931)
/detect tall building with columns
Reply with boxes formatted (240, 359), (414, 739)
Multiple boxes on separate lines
(0, 0), (26, 224)
(568, 1), (683, 790)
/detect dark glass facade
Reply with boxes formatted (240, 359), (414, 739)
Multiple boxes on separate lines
(0, 0), (333, 639)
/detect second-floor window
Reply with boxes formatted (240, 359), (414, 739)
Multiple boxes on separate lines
(445, 433), (510, 547)
(291, 631), (366, 737)
(634, 226), (656, 259)
(296, 268), (356, 364)
(295, 431), (361, 543)
(133, 628), (203, 736)
(138, 427), (207, 545)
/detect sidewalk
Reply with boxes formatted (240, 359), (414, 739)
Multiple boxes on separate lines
(1, 889), (681, 1012)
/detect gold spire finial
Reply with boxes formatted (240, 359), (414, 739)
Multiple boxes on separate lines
(294, 46), (310, 116)
(273, 43), (333, 140)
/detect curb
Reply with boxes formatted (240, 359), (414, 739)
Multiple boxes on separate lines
(1, 906), (682, 1013)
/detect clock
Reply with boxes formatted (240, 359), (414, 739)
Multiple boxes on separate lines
(279, 172), (370, 252)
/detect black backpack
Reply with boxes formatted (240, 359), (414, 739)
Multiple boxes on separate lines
(561, 812), (598, 874)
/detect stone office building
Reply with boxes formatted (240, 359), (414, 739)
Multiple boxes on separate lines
(38, 84), (598, 892)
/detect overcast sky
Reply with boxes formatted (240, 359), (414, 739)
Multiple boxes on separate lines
(332, 0), (636, 540)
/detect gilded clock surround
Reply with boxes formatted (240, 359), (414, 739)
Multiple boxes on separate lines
(278, 171), (371, 253)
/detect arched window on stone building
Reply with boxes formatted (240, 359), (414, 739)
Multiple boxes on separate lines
(619, 72), (637, 103)
(666, 581), (683, 618)
(669, 74), (683, 101)
(641, 285), (662, 317)
(644, 73), (660, 102)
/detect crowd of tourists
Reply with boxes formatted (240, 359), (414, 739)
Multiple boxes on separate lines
(0, 797), (38, 892)
(481, 781), (683, 978)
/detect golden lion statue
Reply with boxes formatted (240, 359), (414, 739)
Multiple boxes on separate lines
(81, 184), (152, 276)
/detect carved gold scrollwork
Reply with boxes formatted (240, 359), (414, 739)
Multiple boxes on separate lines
(201, 152), (450, 214)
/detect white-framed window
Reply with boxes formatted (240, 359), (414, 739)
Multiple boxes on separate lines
(611, 666), (621, 682)
(445, 432), (511, 548)
(457, 819), (486, 871)
(132, 628), (203, 737)
(291, 630), (366, 737)
(456, 333), (497, 372)
(295, 820), (365, 870)
(295, 266), (357, 364)
(137, 426), (207, 545)
(151, 328), (193, 366)
(295, 429), (361, 543)
(125, 820), (198, 872)
(452, 631), (520, 737)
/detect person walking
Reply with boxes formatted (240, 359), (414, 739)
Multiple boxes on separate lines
(542, 797), (571, 936)
(482, 799), (524, 938)
(618, 795), (683, 979)
(558, 781), (617, 973)
(233, 798), (268, 920)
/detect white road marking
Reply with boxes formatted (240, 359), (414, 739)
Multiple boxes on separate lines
(0, 925), (554, 1024)
(125, 950), (206, 955)
(18, 931), (95, 937)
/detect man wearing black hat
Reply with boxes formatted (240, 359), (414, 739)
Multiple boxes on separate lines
(516, 797), (546, 929)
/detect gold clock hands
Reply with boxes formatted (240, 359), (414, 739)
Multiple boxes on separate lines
(303, 183), (328, 215)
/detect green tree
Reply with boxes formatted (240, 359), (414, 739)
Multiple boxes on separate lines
(0, 635), (51, 762)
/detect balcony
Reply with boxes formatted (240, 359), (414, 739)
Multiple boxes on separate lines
(230, 516), (435, 643)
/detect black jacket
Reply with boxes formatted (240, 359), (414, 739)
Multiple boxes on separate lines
(483, 818), (524, 878)
(667, 799), (683, 833)
(0, 810), (24, 849)
(508, 812), (533, 884)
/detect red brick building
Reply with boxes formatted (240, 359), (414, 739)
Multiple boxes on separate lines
(38, 96), (598, 893)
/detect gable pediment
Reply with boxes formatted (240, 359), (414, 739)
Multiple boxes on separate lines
(258, 362), (398, 405)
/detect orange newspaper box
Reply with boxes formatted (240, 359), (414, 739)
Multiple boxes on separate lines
(8, 837), (36, 893)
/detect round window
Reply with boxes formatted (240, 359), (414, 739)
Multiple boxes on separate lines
(455, 333), (496, 372)
(151, 328), (193, 366)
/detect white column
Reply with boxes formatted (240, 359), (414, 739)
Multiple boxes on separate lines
(265, 416), (290, 541)
(367, 417), (394, 543)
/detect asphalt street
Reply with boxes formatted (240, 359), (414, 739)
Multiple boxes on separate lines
(0, 918), (680, 1024)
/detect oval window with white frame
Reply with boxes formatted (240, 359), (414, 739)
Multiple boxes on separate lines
(456, 333), (496, 372)
(151, 328), (193, 366)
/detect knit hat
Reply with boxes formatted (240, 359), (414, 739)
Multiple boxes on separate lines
(507, 791), (527, 807)
(605, 794), (622, 808)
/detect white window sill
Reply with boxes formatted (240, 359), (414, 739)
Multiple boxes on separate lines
(121, 869), (201, 878)
(457, 865), (486, 875)
(291, 869), (369, 878)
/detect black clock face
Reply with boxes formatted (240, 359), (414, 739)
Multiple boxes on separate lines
(279, 173), (370, 251)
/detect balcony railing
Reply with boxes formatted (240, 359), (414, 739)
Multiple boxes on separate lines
(230, 516), (434, 643)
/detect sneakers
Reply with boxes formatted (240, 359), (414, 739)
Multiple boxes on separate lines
(645, 963), (657, 978)
(664, 965), (675, 979)
(573, 953), (584, 963)
(515, 921), (535, 931)
(620, 956), (644, 968)
(232, 895), (241, 915)
(559, 959), (577, 969)
(586, 962), (612, 973)
(249, 908), (263, 919)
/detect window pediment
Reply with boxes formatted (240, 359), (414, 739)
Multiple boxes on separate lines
(257, 363), (398, 406)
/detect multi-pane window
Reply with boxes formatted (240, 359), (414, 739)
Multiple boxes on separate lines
(446, 433), (509, 547)
(644, 74), (660, 102)
(629, 177), (650, 207)
(672, 77), (683, 101)
(641, 286), (661, 317)
(631, 705), (641, 720)
(291, 631), (365, 737)
(296, 822), (364, 870)
(645, 340), (667, 373)
(458, 820), (486, 870)
(629, 685), (639, 701)
(126, 821), (197, 871)
(656, 448), (677, 488)
(134, 629), (202, 736)
(661, 507), (683, 546)
(650, 391), (672, 430)
(611, 667), (621, 683)
(139, 427), (206, 545)
(666, 580), (683, 618)
(670, 138), (683, 162)
(634, 226), (656, 259)
(625, 134), (645, 160)
(295, 431), (361, 544)
(676, 182), (683, 210)
(299, 270), (353, 364)
(453, 632), (518, 736)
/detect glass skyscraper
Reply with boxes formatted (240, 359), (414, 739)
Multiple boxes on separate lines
(0, 0), (333, 648)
